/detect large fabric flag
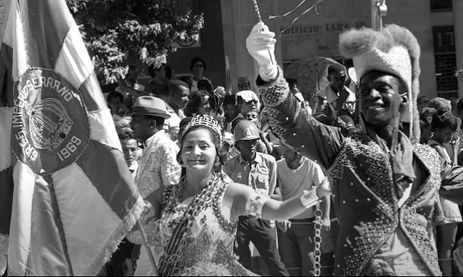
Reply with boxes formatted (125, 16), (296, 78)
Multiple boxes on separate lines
(0, 0), (146, 275)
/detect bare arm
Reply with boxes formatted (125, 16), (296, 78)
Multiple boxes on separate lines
(260, 131), (274, 154)
(320, 195), (331, 231)
(228, 182), (330, 222)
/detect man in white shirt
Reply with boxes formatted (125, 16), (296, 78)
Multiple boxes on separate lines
(130, 96), (181, 198)
(276, 143), (331, 276)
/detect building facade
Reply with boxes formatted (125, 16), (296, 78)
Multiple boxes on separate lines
(172, 0), (463, 102)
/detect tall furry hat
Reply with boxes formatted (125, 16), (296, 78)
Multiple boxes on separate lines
(339, 24), (421, 144)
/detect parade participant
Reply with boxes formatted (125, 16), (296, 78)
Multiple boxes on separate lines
(128, 114), (328, 275)
(428, 111), (462, 276)
(130, 96), (181, 198)
(247, 22), (456, 275)
(276, 142), (331, 276)
(224, 120), (286, 275)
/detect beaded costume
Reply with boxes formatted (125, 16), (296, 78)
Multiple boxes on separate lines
(129, 172), (265, 276)
(258, 70), (447, 275)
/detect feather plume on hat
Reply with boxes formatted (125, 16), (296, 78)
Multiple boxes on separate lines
(339, 24), (421, 144)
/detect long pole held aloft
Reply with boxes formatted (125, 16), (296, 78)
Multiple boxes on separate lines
(137, 219), (159, 275)
(251, 0), (274, 65)
(371, 0), (387, 30)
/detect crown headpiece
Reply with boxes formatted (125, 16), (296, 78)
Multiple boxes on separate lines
(183, 114), (223, 143)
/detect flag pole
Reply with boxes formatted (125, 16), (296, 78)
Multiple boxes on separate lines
(136, 219), (159, 275)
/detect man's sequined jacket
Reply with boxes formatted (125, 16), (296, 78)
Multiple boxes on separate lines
(258, 71), (444, 275)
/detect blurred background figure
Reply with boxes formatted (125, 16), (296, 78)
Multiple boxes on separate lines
(188, 56), (212, 93)
(428, 111), (461, 276)
(115, 116), (141, 178)
(236, 90), (260, 115)
(157, 80), (190, 141)
(146, 63), (173, 96)
(107, 91), (127, 117)
(99, 116), (142, 276)
(238, 76), (252, 91)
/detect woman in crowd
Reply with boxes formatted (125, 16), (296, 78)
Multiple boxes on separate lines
(428, 111), (462, 276)
(128, 114), (329, 275)
(188, 56), (212, 93)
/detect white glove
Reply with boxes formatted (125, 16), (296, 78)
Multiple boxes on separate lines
(246, 22), (277, 81)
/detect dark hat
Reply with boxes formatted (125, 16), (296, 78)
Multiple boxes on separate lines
(132, 96), (170, 119)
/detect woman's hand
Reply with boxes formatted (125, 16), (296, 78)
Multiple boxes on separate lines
(316, 178), (332, 198)
(277, 220), (291, 232)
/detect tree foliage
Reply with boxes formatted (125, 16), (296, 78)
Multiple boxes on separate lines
(66, 0), (204, 85)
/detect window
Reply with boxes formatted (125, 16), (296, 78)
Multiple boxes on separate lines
(433, 26), (458, 97)
(430, 0), (452, 12)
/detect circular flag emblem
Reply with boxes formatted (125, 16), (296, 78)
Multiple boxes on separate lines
(12, 68), (90, 174)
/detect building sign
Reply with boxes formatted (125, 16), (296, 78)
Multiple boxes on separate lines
(280, 19), (368, 59)
(280, 20), (366, 36)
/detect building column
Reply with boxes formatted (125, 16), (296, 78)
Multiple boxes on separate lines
(453, 0), (463, 98)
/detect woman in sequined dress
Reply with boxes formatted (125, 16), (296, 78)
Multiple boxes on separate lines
(128, 114), (329, 276)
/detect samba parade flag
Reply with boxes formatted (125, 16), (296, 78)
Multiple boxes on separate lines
(0, 0), (146, 275)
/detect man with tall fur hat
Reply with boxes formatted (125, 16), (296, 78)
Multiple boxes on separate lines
(246, 22), (463, 275)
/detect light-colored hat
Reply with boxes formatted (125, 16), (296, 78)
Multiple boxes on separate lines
(339, 24), (421, 143)
(132, 96), (170, 119)
(236, 90), (259, 104)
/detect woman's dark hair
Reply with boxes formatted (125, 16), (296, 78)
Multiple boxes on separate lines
(431, 111), (458, 132)
(190, 56), (207, 71)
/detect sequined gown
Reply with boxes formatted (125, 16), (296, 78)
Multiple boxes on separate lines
(130, 173), (256, 276)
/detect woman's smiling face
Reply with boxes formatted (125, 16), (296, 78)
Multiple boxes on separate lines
(181, 128), (217, 174)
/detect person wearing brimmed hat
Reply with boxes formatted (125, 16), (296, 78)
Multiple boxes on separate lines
(224, 120), (288, 275)
(246, 21), (463, 275)
(227, 90), (261, 133)
(236, 89), (260, 115)
(130, 96), (181, 199)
